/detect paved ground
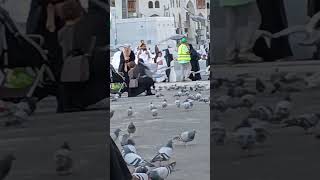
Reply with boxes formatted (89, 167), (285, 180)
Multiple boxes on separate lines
(212, 61), (320, 180)
(111, 81), (210, 180)
(0, 97), (107, 180)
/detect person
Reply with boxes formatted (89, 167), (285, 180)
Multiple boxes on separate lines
(188, 44), (201, 81)
(56, 0), (108, 112)
(177, 37), (192, 81)
(128, 60), (154, 97)
(137, 43), (151, 64)
(221, 0), (263, 63)
(253, 0), (293, 61)
(119, 45), (136, 92)
(164, 46), (173, 82)
(155, 51), (168, 82)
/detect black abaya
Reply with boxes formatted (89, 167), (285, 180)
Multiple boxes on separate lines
(253, 0), (293, 61)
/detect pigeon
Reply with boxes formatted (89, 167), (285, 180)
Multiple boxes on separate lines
(151, 140), (174, 163)
(249, 104), (274, 122)
(273, 97), (292, 122)
(134, 166), (150, 173)
(175, 99), (181, 108)
(282, 113), (320, 134)
(0, 154), (15, 180)
(122, 139), (137, 155)
(151, 108), (158, 118)
(54, 142), (73, 176)
(149, 102), (156, 111)
(195, 93), (202, 100)
(122, 148), (154, 168)
(173, 130), (196, 145)
(120, 134), (130, 146)
(111, 128), (122, 141)
(162, 99), (168, 109)
(212, 95), (232, 112)
(255, 78), (266, 93)
(128, 107), (133, 117)
(132, 173), (149, 180)
(127, 122), (136, 136)
(148, 161), (176, 180)
(155, 91), (164, 98)
(240, 94), (256, 108)
(182, 100), (192, 110)
(5, 110), (29, 127)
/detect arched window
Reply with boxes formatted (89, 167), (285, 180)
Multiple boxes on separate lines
(148, 1), (153, 8)
(155, 1), (160, 8)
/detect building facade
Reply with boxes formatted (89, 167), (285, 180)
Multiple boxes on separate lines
(112, 0), (210, 47)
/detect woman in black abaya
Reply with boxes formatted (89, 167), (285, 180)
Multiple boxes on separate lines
(253, 0), (293, 61)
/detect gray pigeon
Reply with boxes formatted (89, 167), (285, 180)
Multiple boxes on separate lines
(132, 173), (149, 180)
(151, 140), (174, 163)
(111, 128), (121, 141)
(175, 99), (181, 108)
(120, 134), (130, 146)
(128, 107), (133, 117)
(0, 154), (15, 180)
(162, 99), (168, 109)
(148, 161), (176, 180)
(128, 122), (136, 135)
(149, 102), (156, 111)
(173, 130), (196, 145)
(151, 108), (158, 118)
(54, 142), (73, 176)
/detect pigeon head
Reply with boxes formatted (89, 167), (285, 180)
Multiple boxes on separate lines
(114, 128), (121, 136)
(135, 166), (149, 173)
(129, 106), (132, 109)
(166, 140), (173, 148)
(61, 142), (71, 150)
(127, 138), (136, 146)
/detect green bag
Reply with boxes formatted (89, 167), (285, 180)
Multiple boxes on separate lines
(111, 83), (122, 92)
(6, 68), (34, 89)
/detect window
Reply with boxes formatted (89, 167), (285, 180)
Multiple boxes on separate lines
(155, 1), (160, 8)
(148, 1), (153, 8)
(128, 0), (136, 12)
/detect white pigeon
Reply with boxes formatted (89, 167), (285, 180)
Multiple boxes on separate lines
(148, 161), (176, 180)
(195, 93), (202, 100)
(162, 99), (168, 109)
(151, 140), (173, 163)
(173, 130), (196, 145)
(123, 150), (154, 168)
(128, 107), (133, 117)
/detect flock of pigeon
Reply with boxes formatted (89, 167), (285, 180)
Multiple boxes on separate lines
(110, 83), (209, 180)
(211, 68), (320, 157)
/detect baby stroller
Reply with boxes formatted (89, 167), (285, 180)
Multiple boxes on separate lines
(0, 7), (55, 113)
(110, 64), (126, 96)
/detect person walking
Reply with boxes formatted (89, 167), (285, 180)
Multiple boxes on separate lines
(155, 51), (168, 82)
(221, 0), (263, 63)
(164, 46), (174, 82)
(177, 37), (192, 81)
(188, 44), (202, 81)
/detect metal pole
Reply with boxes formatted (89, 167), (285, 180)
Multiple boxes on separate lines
(115, 13), (118, 45)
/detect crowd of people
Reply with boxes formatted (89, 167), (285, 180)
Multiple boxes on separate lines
(115, 38), (209, 97)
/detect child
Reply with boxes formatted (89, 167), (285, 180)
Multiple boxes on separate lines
(221, 0), (263, 63)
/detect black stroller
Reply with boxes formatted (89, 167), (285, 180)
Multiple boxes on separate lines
(110, 64), (126, 96)
(0, 7), (55, 107)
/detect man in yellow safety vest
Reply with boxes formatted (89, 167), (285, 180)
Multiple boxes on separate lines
(177, 37), (192, 81)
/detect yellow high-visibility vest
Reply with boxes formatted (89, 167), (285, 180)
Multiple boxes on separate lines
(177, 43), (191, 63)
